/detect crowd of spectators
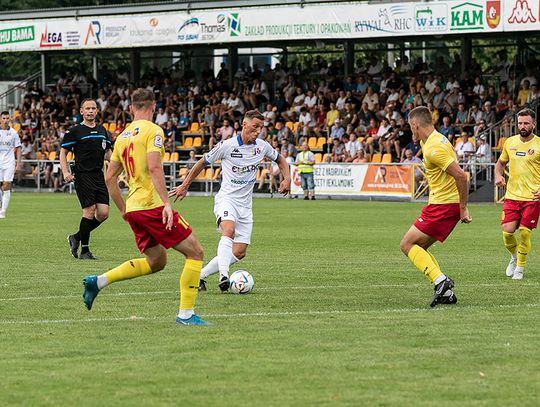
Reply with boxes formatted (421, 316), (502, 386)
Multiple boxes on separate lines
(8, 50), (540, 190)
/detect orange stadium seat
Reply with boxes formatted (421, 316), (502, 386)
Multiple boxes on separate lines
(102, 123), (110, 131)
(316, 137), (326, 149)
(108, 123), (117, 133)
(183, 137), (193, 149)
(48, 151), (57, 161)
(66, 152), (74, 161)
(371, 153), (382, 163)
(193, 137), (202, 147)
(285, 121), (294, 131)
(170, 152), (179, 162)
(163, 152), (171, 162)
(314, 153), (322, 163)
(381, 153), (392, 163)
(308, 137), (317, 149)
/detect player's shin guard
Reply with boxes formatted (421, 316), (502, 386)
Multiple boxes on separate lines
(103, 258), (152, 286)
(180, 259), (203, 310)
(217, 236), (234, 277)
(407, 245), (443, 284)
(517, 227), (532, 267)
(503, 231), (518, 256)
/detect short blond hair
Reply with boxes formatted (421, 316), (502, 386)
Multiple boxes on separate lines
(408, 106), (432, 126)
(131, 88), (154, 110)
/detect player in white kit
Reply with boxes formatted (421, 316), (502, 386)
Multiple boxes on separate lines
(170, 110), (291, 291)
(0, 111), (22, 219)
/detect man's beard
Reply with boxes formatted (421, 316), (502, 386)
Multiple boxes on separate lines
(519, 128), (533, 138)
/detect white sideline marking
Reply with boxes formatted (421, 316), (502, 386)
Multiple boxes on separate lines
(1, 303), (540, 325)
(1, 282), (538, 302)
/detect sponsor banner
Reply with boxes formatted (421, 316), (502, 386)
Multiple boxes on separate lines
(6, 1), (540, 52)
(504, 0), (540, 31)
(291, 163), (412, 198)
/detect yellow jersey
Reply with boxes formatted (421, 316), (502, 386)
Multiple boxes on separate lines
(111, 120), (165, 213)
(421, 130), (459, 204)
(500, 135), (540, 201)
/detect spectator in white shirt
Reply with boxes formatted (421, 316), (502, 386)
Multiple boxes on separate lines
(455, 132), (475, 162)
(304, 90), (318, 109)
(155, 107), (169, 126)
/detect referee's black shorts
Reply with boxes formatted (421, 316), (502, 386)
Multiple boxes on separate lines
(74, 171), (109, 209)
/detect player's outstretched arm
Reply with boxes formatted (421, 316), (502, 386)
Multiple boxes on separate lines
(105, 159), (127, 219)
(275, 154), (291, 195)
(169, 158), (207, 202)
(445, 161), (472, 223)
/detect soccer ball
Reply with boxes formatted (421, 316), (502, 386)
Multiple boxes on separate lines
(229, 270), (254, 294)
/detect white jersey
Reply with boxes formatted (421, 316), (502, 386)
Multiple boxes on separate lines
(0, 127), (21, 167)
(205, 135), (278, 208)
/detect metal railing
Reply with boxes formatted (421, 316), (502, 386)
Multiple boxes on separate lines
(0, 71), (41, 113)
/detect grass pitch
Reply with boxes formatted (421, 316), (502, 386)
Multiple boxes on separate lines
(1, 194), (539, 406)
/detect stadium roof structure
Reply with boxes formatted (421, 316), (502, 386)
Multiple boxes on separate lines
(0, 0), (412, 20)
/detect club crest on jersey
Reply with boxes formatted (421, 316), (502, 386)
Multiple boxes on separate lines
(231, 148), (243, 158)
(154, 135), (163, 147)
(253, 147), (261, 155)
(102, 140), (107, 150)
(527, 149), (535, 155)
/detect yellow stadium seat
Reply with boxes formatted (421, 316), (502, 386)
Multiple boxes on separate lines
(308, 137), (317, 149)
(371, 153), (382, 163)
(193, 137), (202, 147)
(108, 123), (117, 133)
(163, 152), (171, 162)
(102, 123), (110, 131)
(212, 167), (221, 180)
(382, 153), (392, 163)
(66, 152), (74, 161)
(357, 137), (365, 143)
(178, 167), (188, 179)
(190, 122), (200, 132)
(195, 168), (206, 179)
(293, 122), (300, 133)
(314, 153), (322, 163)
(12, 123), (21, 132)
(285, 121), (294, 131)
(48, 151), (57, 161)
(170, 152), (179, 162)
(183, 137), (193, 148)
(322, 153), (330, 162)
(316, 137), (326, 149)
(35, 152), (43, 160)
(205, 168), (214, 179)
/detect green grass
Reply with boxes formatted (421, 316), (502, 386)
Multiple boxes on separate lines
(1, 193), (539, 406)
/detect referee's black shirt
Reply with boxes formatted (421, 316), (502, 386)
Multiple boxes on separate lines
(61, 124), (112, 173)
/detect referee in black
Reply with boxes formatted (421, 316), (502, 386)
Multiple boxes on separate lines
(60, 98), (112, 259)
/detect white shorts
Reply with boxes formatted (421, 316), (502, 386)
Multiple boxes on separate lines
(0, 165), (15, 182)
(214, 199), (253, 244)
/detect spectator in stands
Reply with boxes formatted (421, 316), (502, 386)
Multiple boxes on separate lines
(439, 116), (455, 143)
(217, 119), (234, 142)
(473, 134), (491, 163)
(329, 119), (345, 139)
(246, 77), (269, 109)
(344, 133), (361, 162)
(224, 92), (245, 120)
(297, 107), (312, 138)
(402, 149), (424, 185)
(326, 103), (340, 128)
(482, 101), (497, 127)
(331, 138), (345, 162)
(362, 87), (379, 111)
(155, 107), (168, 126)
(517, 80), (531, 107)
(401, 133), (421, 161)
(455, 132), (475, 162)
(353, 149), (368, 163)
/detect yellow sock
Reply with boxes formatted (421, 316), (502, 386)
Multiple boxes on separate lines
(517, 227), (532, 267)
(104, 258), (152, 285)
(179, 259), (203, 310)
(427, 250), (441, 270)
(502, 231), (518, 255)
(407, 245), (443, 284)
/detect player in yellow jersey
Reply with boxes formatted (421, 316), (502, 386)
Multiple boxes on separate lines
(400, 106), (472, 307)
(495, 108), (540, 280)
(82, 88), (209, 325)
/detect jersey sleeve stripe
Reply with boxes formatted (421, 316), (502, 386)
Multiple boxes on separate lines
(61, 141), (77, 147)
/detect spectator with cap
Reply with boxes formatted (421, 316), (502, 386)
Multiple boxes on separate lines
(330, 119), (345, 139)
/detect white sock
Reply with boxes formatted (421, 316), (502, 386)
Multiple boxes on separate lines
(515, 266), (524, 274)
(1, 190), (10, 212)
(97, 275), (108, 290)
(433, 274), (446, 286)
(217, 236), (234, 279)
(178, 309), (194, 319)
(511, 253), (517, 260)
(201, 254), (239, 279)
